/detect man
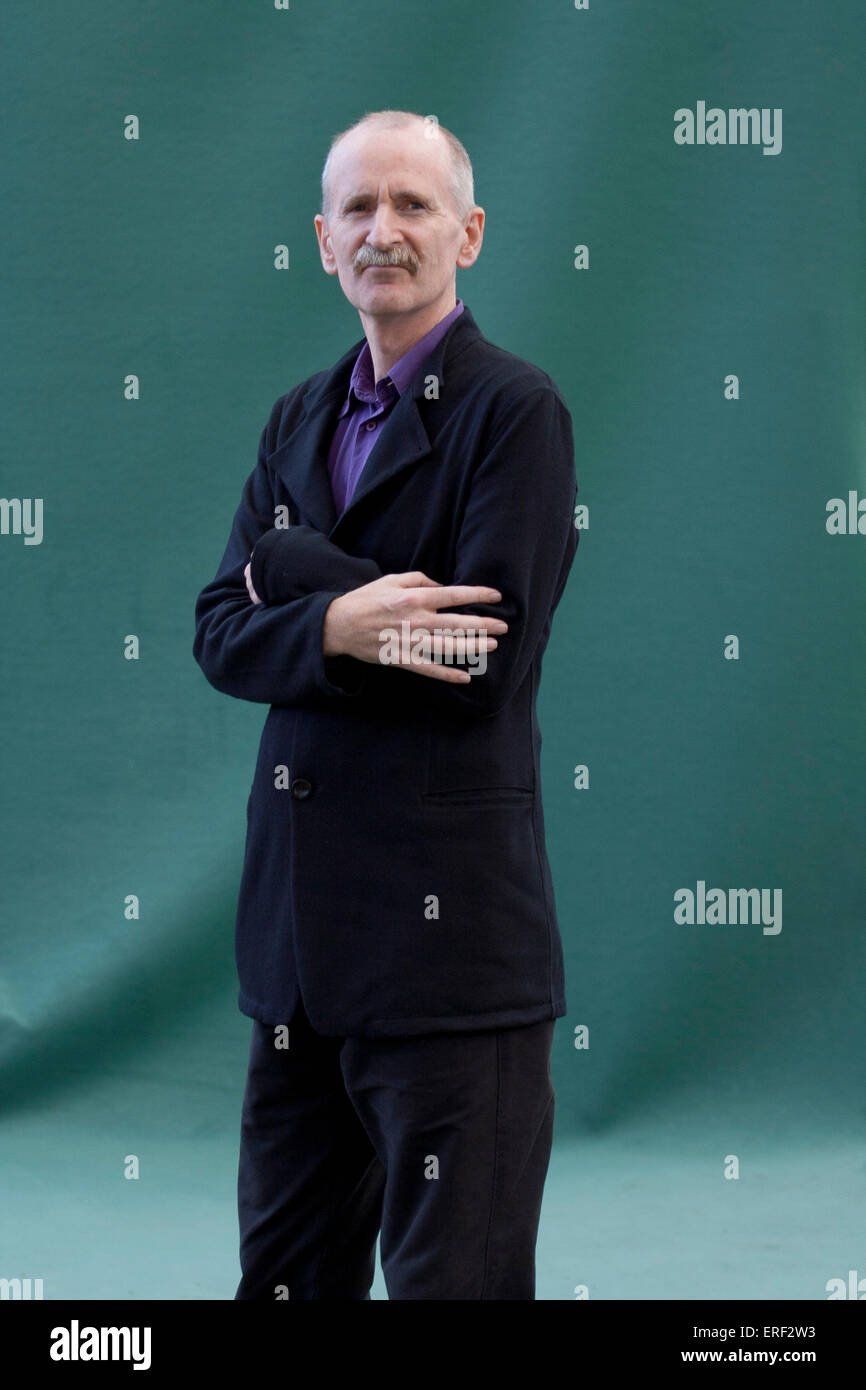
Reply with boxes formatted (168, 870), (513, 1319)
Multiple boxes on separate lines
(193, 109), (580, 1300)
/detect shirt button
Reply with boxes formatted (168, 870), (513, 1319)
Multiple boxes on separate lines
(291, 778), (312, 799)
(366, 419), (378, 430)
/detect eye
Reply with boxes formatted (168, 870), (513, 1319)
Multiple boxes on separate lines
(344, 200), (425, 213)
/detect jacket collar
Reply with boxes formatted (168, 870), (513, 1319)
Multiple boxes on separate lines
(267, 303), (483, 538)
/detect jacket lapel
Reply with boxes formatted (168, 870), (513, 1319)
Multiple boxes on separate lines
(267, 305), (482, 540)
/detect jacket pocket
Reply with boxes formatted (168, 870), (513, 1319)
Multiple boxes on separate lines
(423, 697), (536, 800)
(420, 786), (534, 808)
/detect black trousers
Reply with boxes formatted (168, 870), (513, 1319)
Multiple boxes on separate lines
(234, 997), (556, 1300)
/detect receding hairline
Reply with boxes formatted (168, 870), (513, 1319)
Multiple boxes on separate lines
(320, 110), (475, 224)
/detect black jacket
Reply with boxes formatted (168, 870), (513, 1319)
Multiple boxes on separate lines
(193, 304), (579, 1035)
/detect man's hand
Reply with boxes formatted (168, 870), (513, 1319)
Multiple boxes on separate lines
(322, 572), (507, 684)
(244, 558), (263, 604)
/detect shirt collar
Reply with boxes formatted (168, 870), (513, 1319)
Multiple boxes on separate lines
(338, 298), (464, 417)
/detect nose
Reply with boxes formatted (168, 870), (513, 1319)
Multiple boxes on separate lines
(366, 201), (402, 249)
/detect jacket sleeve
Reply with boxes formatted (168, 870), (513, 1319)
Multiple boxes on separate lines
(249, 523), (383, 604)
(192, 412), (372, 706)
(396, 385), (579, 719)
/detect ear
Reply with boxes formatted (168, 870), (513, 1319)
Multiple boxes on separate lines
(314, 214), (339, 275)
(456, 207), (485, 269)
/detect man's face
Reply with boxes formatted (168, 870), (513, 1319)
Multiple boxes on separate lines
(314, 123), (483, 320)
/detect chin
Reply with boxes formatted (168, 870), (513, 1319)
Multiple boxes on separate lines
(362, 287), (416, 309)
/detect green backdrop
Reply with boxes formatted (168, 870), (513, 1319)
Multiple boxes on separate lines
(1, 0), (864, 1300)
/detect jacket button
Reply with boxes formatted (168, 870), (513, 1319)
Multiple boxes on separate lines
(290, 777), (312, 799)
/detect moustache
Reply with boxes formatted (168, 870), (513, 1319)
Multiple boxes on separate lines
(355, 247), (418, 273)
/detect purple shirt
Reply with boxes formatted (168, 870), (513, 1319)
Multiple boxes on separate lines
(327, 299), (464, 515)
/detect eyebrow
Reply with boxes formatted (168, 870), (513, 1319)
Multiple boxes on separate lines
(340, 189), (434, 210)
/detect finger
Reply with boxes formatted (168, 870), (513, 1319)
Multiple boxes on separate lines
(386, 630), (500, 659)
(374, 632), (497, 662)
(392, 571), (443, 588)
(421, 634), (499, 653)
(418, 612), (508, 633)
(422, 585), (503, 608)
(402, 659), (473, 684)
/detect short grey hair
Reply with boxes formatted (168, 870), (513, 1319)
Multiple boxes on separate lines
(320, 109), (475, 224)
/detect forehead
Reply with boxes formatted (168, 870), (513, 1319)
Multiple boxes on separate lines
(329, 123), (451, 200)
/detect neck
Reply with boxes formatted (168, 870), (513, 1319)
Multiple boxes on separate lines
(359, 288), (458, 382)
